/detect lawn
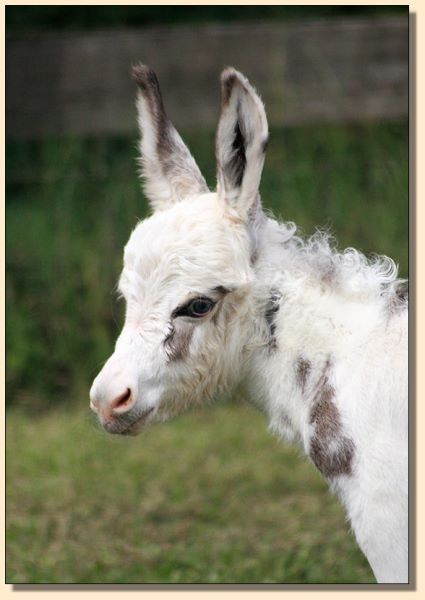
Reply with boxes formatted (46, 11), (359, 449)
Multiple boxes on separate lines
(6, 121), (407, 583)
(6, 402), (375, 583)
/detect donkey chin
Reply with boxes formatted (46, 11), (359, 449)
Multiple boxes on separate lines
(103, 406), (155, 436)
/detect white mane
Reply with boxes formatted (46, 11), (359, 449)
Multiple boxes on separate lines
(262, 218), (402, 303)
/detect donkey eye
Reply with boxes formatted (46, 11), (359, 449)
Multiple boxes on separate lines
(172, 296), (216, 319)
(187, 298), (215, 317)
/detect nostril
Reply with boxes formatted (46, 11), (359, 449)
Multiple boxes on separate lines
(111, 388), (134, 414)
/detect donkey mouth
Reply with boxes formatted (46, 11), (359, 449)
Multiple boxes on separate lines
(104, 407), (155, 436)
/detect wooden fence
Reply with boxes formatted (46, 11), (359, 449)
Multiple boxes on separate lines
(6, 17), (408, 139)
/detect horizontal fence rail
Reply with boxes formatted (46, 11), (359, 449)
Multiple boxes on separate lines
(6, 17), (408, 139)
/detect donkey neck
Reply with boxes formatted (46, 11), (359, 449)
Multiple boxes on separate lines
(242, 216), (384, 448)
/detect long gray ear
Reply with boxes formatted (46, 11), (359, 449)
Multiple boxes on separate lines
(215, 68), (268, 219)
(132, 64), (209, 212)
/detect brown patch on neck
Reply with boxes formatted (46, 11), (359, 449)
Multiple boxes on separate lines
(308, 361), (355, 479)
(296, 357), (312, 394)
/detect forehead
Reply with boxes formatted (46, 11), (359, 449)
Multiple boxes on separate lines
(121, 193), (251, 293)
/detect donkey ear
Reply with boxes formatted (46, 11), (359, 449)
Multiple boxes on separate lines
(215, 68), (269, 218)
(132, 64), (209, 212)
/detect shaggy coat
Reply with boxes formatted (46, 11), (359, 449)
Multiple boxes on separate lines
(90, 65), (408, 584)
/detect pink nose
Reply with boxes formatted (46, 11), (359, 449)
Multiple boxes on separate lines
(90, 386), (136, 417)
(110, 388), (135, 414)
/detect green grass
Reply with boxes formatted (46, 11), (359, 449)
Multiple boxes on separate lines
(6, 121), (407, 583)
(6, 402), (374, 583)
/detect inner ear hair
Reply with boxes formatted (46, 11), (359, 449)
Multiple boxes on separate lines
(215, 67), (269, 214)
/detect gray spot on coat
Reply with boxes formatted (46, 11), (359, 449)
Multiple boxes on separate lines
(264, 291), (281, 352)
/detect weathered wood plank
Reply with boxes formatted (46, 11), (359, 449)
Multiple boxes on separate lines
(6, 17), (408, 139)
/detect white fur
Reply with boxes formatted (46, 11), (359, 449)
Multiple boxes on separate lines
(90, 67), (408, 584)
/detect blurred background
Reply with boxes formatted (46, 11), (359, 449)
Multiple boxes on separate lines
(6, 5), (408, 584)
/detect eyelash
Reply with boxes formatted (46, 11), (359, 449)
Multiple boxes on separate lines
(172, 297), (216, 319)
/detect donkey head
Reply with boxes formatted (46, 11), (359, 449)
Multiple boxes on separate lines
(89, 65), (268, 435)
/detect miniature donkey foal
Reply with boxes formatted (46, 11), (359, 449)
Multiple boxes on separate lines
(90, 65), (408, 583)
